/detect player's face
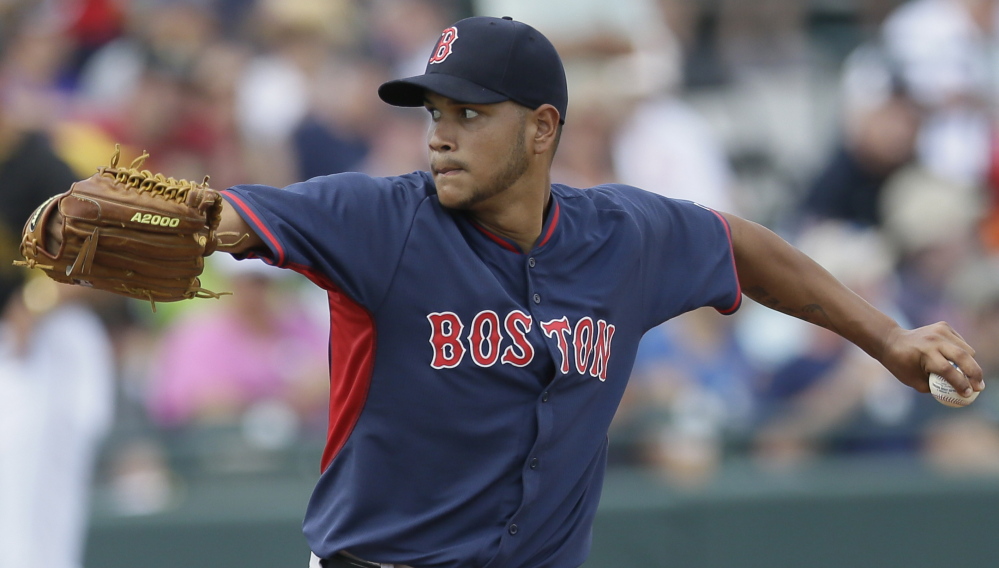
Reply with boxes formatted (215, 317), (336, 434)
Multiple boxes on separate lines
(424, 93), (531, 210)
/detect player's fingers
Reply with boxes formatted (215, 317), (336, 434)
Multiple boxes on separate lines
(954, 353), (984, 392)
(939, 322), (975, 357)
(930, 348), (983, 396)
(914, 322), (981, 394)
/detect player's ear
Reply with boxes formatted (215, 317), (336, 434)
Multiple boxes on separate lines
(531, 104), (560, 156)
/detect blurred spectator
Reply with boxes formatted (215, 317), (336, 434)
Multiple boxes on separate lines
(801, 74), (921, 227)
(879, 0), (999, 186)
(612, 0), (737, 211)
(947, 257), (999, 382)
(77, 0), (218, 111)
(0, 97), (116, 568)
(72, 1), (241, 184)
(144, 255), (329, 437)
(234, 0), (361, 186)
(0, 8), (76, 132)
(0, 109), (77, 238)
(921, 413), (999, 474)
(856, 1), (911, 36)
(358, 105), (431, 177)
(713, 0), (828, 190)
(716, 0), (811, 74)
(0, 98), (79, 342)
(614, 307), (754, 486)
(292, 56), (388, 180)
(880, 164), (985, 327)
(211, 0), (259, 40)
(549, 105), (617, 188)
(920, 257), (999, 475)
(0, 275), (115, 568)
(61, 0), (127, 83)
(613, 94), (736, 211)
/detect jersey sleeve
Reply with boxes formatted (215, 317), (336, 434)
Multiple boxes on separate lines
(625, 189), (742, 327)
(220, 171), (431, 309)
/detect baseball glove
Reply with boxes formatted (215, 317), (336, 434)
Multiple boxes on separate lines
(13, 145), (227, 310)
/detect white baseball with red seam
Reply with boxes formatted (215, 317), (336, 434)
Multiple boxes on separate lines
(928, 373), (978, 407)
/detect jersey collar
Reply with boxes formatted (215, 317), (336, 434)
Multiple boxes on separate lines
(469, 192), (561, 254)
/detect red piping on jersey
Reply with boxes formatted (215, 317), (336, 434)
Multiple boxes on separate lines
(221, 191), (286, 266)
(710, 209), (743, 315)
(471, 200), (561, 253)
(472, 222), (519, 252)
(537, 201), (560, 248)
(286, 261), (376, 473)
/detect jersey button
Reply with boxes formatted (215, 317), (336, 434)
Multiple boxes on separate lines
(541, 391), (549, 402)
(528, 257), (536, 268)
(533, 293), (541, 304)
(509, 524), (519, 535)
(530, 458), (539, 469)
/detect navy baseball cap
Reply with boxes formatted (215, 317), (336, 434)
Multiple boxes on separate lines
(378, 16), (568, 123)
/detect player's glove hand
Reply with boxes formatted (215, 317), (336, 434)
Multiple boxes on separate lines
(14, 145), (227, 310)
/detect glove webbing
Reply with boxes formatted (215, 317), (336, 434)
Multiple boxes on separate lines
(99, 144), (213, 204)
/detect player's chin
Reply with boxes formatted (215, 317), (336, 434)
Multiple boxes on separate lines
(435, 178), (476, 210)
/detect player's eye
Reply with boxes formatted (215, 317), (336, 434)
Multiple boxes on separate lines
(462, 108), (479, 119)
(427, 108), (441, 121)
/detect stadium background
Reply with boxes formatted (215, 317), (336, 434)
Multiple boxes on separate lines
(2, 0), (999, 566)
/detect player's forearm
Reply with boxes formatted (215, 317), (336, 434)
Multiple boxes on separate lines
(721, 213), (900, 363)
(216, 200), (265, 255)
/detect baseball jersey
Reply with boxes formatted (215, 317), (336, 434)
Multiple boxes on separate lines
(221, 171), (741, 568)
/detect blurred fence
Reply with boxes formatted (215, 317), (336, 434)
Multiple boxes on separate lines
(86, 458), (999, 568)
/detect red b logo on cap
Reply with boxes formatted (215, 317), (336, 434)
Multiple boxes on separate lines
(429, 27), (458, 64)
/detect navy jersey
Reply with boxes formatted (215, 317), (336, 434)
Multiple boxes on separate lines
(221, 171), (741, 568)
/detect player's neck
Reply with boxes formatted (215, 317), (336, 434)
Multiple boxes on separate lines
(470, 178), (552, 253)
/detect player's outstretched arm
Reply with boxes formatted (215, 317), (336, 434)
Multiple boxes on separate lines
(720, 212), (983, 396)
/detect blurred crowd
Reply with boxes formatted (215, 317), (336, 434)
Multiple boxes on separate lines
(3, 0), (999, 562)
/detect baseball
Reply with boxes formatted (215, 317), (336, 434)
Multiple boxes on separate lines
(928, 373), (979, 407)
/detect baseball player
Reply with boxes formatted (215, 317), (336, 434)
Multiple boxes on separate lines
(19, 15), (983, 568)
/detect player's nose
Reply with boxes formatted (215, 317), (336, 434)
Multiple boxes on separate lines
(428, 121), (455, 153)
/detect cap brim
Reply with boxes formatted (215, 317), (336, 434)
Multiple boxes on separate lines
(378, 73), (509, 108)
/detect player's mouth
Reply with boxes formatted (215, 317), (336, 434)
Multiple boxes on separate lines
(432, 161), (466, 177)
